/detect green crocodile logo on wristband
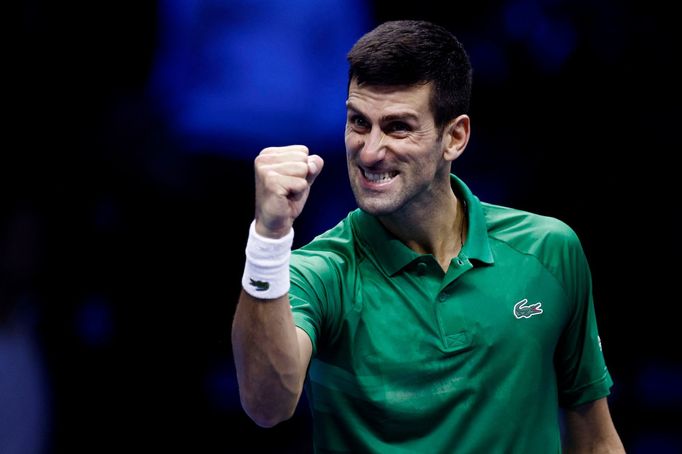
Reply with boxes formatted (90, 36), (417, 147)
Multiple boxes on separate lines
(249, 278), (270, 292)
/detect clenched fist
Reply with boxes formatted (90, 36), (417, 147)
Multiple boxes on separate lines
(253, 145), (324, 239)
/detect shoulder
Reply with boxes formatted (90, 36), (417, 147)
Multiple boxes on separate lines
(482, 202), (581, 252)
(482, 202), (592, 298)
(481, 202), (588, 279)
(291, 210), (361, 272)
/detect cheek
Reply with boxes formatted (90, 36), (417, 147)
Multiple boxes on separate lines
(345, 133), (362, 152)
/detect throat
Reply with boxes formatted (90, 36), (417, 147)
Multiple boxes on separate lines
(414, 200), (467, 273)
(381, 195), (467, 272)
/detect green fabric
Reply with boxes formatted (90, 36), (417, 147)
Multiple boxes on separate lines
(290, 174), (612, 453)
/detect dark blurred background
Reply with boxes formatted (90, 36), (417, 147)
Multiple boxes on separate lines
(4, 0), (680, 452)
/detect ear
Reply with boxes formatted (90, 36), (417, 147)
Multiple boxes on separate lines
(442, 114), (470, 162)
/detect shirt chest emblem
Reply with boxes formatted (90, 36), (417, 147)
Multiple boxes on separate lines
(513, 298), (544, 319)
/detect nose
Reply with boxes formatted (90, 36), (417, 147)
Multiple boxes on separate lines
(357, 129), (386, 166)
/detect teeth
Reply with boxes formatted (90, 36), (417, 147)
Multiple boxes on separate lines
(364, 170), (397, 182)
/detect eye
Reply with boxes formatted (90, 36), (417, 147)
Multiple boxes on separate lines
(387, 121), (411, 133)
(349, 114), (370, 130)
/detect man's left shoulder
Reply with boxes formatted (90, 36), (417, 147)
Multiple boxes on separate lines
(482, 202), (582, 252)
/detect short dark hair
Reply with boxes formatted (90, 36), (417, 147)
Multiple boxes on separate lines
(347, 20), (472, 130)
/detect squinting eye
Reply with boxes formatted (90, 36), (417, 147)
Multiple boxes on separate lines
(350, 115), (369, 129)
(388, 122), (410, 133)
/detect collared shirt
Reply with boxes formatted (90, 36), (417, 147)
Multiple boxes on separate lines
(290, 174), (612, 453)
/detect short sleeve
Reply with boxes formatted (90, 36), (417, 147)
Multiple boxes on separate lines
(553, 228), (613, 408)
(289, 249), (347, 358)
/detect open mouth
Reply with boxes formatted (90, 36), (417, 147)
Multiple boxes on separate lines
(362, 169), (398, 183)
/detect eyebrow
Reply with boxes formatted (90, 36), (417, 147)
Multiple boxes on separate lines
(346, 102), (419, 123)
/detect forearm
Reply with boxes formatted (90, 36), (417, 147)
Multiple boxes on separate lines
(564, 398), (625, 453)
(564, 436), (625, 454)
(233, 145), (323, 427)
(231, 290), (305, 427)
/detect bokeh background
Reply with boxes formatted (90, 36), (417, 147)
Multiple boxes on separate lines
(4, 0), (680, 452)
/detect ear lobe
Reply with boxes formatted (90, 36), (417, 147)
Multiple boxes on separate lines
(443, 114), (470, 162)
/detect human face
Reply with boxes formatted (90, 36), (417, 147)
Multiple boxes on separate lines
(345, 80), (447, 217)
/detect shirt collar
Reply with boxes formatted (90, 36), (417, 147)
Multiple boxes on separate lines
(351, 174), (494, 276)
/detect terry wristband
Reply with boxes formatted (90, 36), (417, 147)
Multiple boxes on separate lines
(241, 220), (294, 299)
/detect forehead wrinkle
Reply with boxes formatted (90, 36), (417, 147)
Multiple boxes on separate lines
(380, 112), (419, 123)
(346, 101), (420, 123)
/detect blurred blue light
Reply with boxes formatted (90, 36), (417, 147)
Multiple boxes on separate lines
(528, 17), (576, 72)
(637, 361), (682, 408)
(149, 0), (372, 156)
(75, 296), (114, 347)
(0, 304), (49, 454)
(631, 433), (682, 454)
(503, 0), (576, 72)
(503, 0), (543, 41)
(467, 39), (509, 85)
(204, 361), (241, 410)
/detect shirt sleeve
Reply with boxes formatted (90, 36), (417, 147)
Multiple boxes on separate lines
(289, 249), (345, 358)
(289, 268), (322, 357)
(553, 228), (614, 408)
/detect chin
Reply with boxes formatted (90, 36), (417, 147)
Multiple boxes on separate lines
(356, 198), (399, 217)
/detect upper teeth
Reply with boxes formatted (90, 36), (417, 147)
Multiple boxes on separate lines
(364, 171), (396, 182)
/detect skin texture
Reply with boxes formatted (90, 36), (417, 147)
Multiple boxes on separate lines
(232, 144), (320, 427)
(345, 80), (469, 270)
(233, 81), (469, 427)
(252, 145), (324, 239)
(232, 80), (625, 452)
(564, 398), (625, 452)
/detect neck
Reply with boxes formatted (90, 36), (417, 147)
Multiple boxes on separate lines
(380, 192), (466, 272)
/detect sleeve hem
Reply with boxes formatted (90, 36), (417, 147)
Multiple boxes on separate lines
(293, 316), (318, 357)
(559, 370), (614, 408)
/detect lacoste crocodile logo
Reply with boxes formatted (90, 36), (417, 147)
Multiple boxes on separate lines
(513, 298), (543, 319)
(249, 278), (270, 292)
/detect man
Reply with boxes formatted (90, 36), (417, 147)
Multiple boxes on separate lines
(232, 20), (625, 453)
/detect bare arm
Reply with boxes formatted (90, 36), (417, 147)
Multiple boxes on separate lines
(232, 292), (312, 427)
(231, 145), (323, 427)
(564, 397), (625, 453)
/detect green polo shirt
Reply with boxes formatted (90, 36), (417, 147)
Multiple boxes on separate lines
(289, 174), (612, 453)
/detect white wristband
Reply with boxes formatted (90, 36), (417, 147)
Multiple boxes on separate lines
(241, 220), (294, 299)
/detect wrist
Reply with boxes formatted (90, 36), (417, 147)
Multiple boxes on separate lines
(253, 219), (293, 240)
(241, 220), (294, 299)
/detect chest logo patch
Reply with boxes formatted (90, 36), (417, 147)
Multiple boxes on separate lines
(513, 298), (543, 319)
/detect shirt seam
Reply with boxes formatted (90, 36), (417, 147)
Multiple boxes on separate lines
(487, 235), (572, 304)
